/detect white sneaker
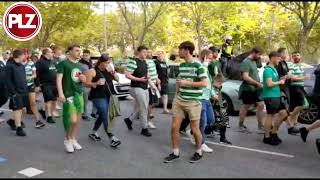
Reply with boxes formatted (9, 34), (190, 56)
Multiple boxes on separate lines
(64, 140), (74, 153)
(53, 111), (60, 117)
(201, 143), (213, 153)
(72, 139), (82, 150)
(186, 129), (196, 145)
(148, 122), (157, 129)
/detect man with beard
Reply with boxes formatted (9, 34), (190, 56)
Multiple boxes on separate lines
(238, 47), (265, 134)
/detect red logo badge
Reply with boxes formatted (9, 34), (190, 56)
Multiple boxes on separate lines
(2, 2), (42, 41)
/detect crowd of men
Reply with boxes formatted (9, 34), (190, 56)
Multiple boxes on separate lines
(0, 35), (320, 163)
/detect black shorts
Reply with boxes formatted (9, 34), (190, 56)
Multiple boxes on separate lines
(28, 85), (35, 93)
(41, 84), (58, 102)
(289, 85), (305, 111)
(313, 96), (320, 119)
(148, 88), (159, 105)
(239, 90), (262, 105)
(264, 97), (286, 115)
(160, 84), (169, 95)
(9, 93), (28, 111)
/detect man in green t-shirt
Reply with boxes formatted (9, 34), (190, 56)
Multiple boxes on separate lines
(260, 51), (289, 146)
(163, 41), (208, 164)
(287, 51), (310, 134)
(57, 45), (86, 153)
(238, 47), (264, 134)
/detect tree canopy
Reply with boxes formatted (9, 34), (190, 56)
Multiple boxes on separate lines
(1, 2), (320, 63)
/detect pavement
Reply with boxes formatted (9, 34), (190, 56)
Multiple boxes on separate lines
(0, 98), (320, 178)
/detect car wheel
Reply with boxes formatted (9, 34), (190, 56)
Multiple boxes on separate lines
(298, 100), (319, 125)
(221, 93), (237, 116)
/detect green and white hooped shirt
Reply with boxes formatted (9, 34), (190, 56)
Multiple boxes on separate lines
(25, 61), (36, 87)
(288, 62), (304, 86)
(147, 59), (158, 83)
(177, 59), (207, 102)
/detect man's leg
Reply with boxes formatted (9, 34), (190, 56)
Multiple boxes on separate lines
(136, 88), (149, 131)
(29, 92), (40, 123)
(171, 116), (183, 152)
(238, 104), (251, 132)
(162, 95), (169, 113)
(264, 114), (273, 138)
(289, 106), (304, 124)
(45, 101), (52, 118)
(256, 101), (265, 128)
(14, 109), (23, 128)
(272, 110), (288, 133)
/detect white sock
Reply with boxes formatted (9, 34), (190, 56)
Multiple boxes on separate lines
(173, 148), (179, 156)
(196, 148), (202, 156)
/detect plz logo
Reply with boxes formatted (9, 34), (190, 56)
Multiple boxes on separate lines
(3, 2), (42, 41)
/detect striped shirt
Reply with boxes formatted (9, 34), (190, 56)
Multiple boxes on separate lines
(127, 58), (138, 73)
(200, 67), (215, 100)
(177, 60), (207, 102)
(25, 61), (36, 86)
(288, 62), (304, 86)
(147, 59), (158, 83)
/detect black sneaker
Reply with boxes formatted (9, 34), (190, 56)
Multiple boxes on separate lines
(35, 121), (45, 128)
(299, 127), (309, 142)
(46, 117), (56, 124)
(220, 138), (232, 145)
(124, 118), (133, 130)
(270, 133), (282, 144)
(110, 136), (121, 148)
(88, 133), (102, 141)
(16, 127), (26, 136)
(263, 136), (280, 146)
(7, 119), (16, 130)
(189, 152), (202, 163)
(38, 109), (46, 120)
(141, 128), (152, 137)
(91, 113), (97, 119)
(149, 115), (154, 119)
(316, 138), (320, 154)
(82, 115), (91, 121)
(288, 127), (299, 135)
(163, 153), (179, 163)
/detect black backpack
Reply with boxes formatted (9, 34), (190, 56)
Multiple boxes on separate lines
(0, 61), (9, 106)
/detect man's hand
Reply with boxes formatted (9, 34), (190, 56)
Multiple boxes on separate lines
(257, 82), (263, 89)
(79, 74), (86, 83)
(58, 94), (65, 103)
(139, 77), (148, 82)
(213, 95), (219, 101)
(278, 79), (285, 85)
(177, 79), (191, 87)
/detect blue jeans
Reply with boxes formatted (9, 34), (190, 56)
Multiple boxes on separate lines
(200, 99), (215, 144)
(92, 97), (109, 132)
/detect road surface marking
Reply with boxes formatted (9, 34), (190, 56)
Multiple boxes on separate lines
(182, 137), (294, 158)
(18, 167), (43, 177)
(0, 157), (7, 163)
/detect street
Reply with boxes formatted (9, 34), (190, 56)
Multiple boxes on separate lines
(0, 98), (320, 178)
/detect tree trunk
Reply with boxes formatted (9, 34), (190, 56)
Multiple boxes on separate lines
(298, 28), (311, 56)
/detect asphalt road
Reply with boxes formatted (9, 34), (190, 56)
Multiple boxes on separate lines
(0, 98), (320, 178)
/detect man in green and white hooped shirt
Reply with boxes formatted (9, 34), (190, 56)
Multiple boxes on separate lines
(163, 41), (208, 164)
(260, 51), (289, 146)
(146, 49), (161, 129)
(287, 51), (310, 133)
(24, 58), (46, 128)
(57, 45), (87, 153)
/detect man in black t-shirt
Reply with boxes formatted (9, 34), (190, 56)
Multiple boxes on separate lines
(155, 50), (170, 114)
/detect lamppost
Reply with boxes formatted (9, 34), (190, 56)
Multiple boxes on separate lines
(103, 1), (108, 53)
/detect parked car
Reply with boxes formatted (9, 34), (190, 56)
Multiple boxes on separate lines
(91, 56), (131, 99)
(166, 62), (319, 124)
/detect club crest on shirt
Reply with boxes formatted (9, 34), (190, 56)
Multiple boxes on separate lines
(189, 69), (196, 76)
(71, 68), (82, 83)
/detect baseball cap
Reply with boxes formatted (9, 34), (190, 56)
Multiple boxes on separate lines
(99, 53), (110, 62)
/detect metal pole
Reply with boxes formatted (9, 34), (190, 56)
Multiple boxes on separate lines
(103, 1), (108, 53)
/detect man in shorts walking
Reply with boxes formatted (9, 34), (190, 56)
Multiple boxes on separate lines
(260, 51), (289, 145)
(287, 51), (310, 134)
(56, 45), (86, 153)
(163, 41), (208, 163)
(5, 49), (28, 136)
(36, 48), (58, 124)
(238, 47), (264, 134)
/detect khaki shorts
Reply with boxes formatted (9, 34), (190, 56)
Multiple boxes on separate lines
(172, 96), (202, 121)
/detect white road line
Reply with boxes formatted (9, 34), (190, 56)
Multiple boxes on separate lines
(182, 137), (295, 158)
(18, 167), (43, 177)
